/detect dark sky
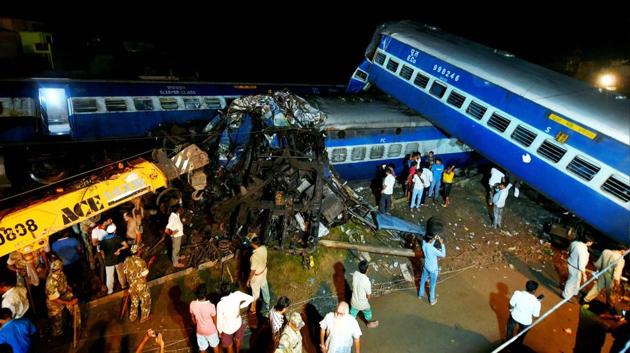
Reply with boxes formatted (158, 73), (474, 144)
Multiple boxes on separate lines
(8, 7), (630, 83)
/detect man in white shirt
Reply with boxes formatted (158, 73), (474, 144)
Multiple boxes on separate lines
(379, 169), (395, 214)
(584, 247), (627, 305)
(507, 280), (541, 348)
(0, 278), (29, 319)
(320, 301), (362, 353)
(350, 260), (378, 328)
(488, 167), (505, 205)
(562, 233), (593, 299)
(419, 163), (433, 207)
(216, 283), (253, 353)
(492, 183), (512, 228)
(165, 205), (186, 268)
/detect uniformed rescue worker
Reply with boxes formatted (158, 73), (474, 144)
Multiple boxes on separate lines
(123, 244), (151, 323)
(45, 259), (80, 337)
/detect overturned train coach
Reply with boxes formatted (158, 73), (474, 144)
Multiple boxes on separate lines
(347, 21), (630, 244)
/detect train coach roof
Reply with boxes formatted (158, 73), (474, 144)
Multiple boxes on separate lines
(316, 96), (433, 130)
(379, 21), (630, 145)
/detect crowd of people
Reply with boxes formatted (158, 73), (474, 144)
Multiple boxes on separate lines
(1, 149), (628, 353)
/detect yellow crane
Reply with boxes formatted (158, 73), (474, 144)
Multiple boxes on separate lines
(0, 144), (208, 258)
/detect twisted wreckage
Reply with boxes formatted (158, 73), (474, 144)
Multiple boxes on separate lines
(0, 91), (424, 269)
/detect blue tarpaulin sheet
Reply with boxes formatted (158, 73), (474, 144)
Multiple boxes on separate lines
(375, 213), (425, 236)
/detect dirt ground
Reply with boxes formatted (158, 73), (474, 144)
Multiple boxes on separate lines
(39, 174), (627, 352)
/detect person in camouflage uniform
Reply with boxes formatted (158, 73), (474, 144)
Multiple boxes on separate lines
(45, 260), (80, 337)
(123, 245), (151, 323)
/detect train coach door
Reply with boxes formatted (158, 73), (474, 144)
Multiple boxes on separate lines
(39, 88), (70, 135)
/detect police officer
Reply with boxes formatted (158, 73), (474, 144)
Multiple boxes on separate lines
(123, 245), (151, 323)
(45, 259), (80, 338)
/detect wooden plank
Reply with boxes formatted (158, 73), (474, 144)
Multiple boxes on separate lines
(319, 240), (415, 257)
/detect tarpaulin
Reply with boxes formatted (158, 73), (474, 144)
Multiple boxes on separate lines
(375, 212), (425, 235)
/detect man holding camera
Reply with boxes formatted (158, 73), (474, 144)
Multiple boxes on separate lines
(506, 280), (542, 349)
(418, 217), (446, 306)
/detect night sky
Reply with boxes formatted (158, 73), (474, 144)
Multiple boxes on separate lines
(8, 7), (630, 84)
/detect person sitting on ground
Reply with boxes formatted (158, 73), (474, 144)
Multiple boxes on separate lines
(269, 296), (291, 345)
(350, 260), (379, 328)
(0, 307), (37, 353)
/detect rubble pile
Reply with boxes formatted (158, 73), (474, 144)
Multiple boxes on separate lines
(163, 91), (379, 266)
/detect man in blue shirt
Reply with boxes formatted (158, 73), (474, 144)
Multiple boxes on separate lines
(51, 233), (83, 290)
(0, 307), (36, 353)
(418, 217), (446, 306)
(427, 158), (445, 204)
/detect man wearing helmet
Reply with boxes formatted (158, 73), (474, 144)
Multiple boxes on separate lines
(123, 245), (151, 323)
(45, 259), (80, 338)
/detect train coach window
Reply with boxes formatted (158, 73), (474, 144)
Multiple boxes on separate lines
(537, 139), (567, 163)
(447, 91), (466, 108)
(351, 147), (366, 161)
(374, 52), (386, 65)
(404, 142), (419, 155)
(204, 97), (224, 109)
(370, 145), (385, 160)
(567, 156), (601, 181)
(388, 144), (402, 158)
(414, 73), (429, 89)
(466, 101), (487, 120)
(399, 65), (414, 80)
(487, 112), (511, 132)
(105, 98), (128, 112)
(331, 148), (347, 163)
(429, 81), (447, 99)
(159, 97), (179, 110)
(133, 98), (154, 111)
(601, 175), (630, 203)
(72, 98), (98, 113)
(386, 58), (400, 73)
(511, 125), (537, 147)
(183, 97), (202, 110)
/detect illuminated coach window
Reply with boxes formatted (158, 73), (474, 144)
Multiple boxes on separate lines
(351, 147), (366, 161)
(159, 97), (179, 110)
(429, 81), (447, 99)
(133, 98), (154, 111)
(331, 148), (347, 163)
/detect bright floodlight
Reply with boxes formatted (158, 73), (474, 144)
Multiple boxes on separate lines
(598, 73), (617, 90)
(40, 88), (64, 107)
